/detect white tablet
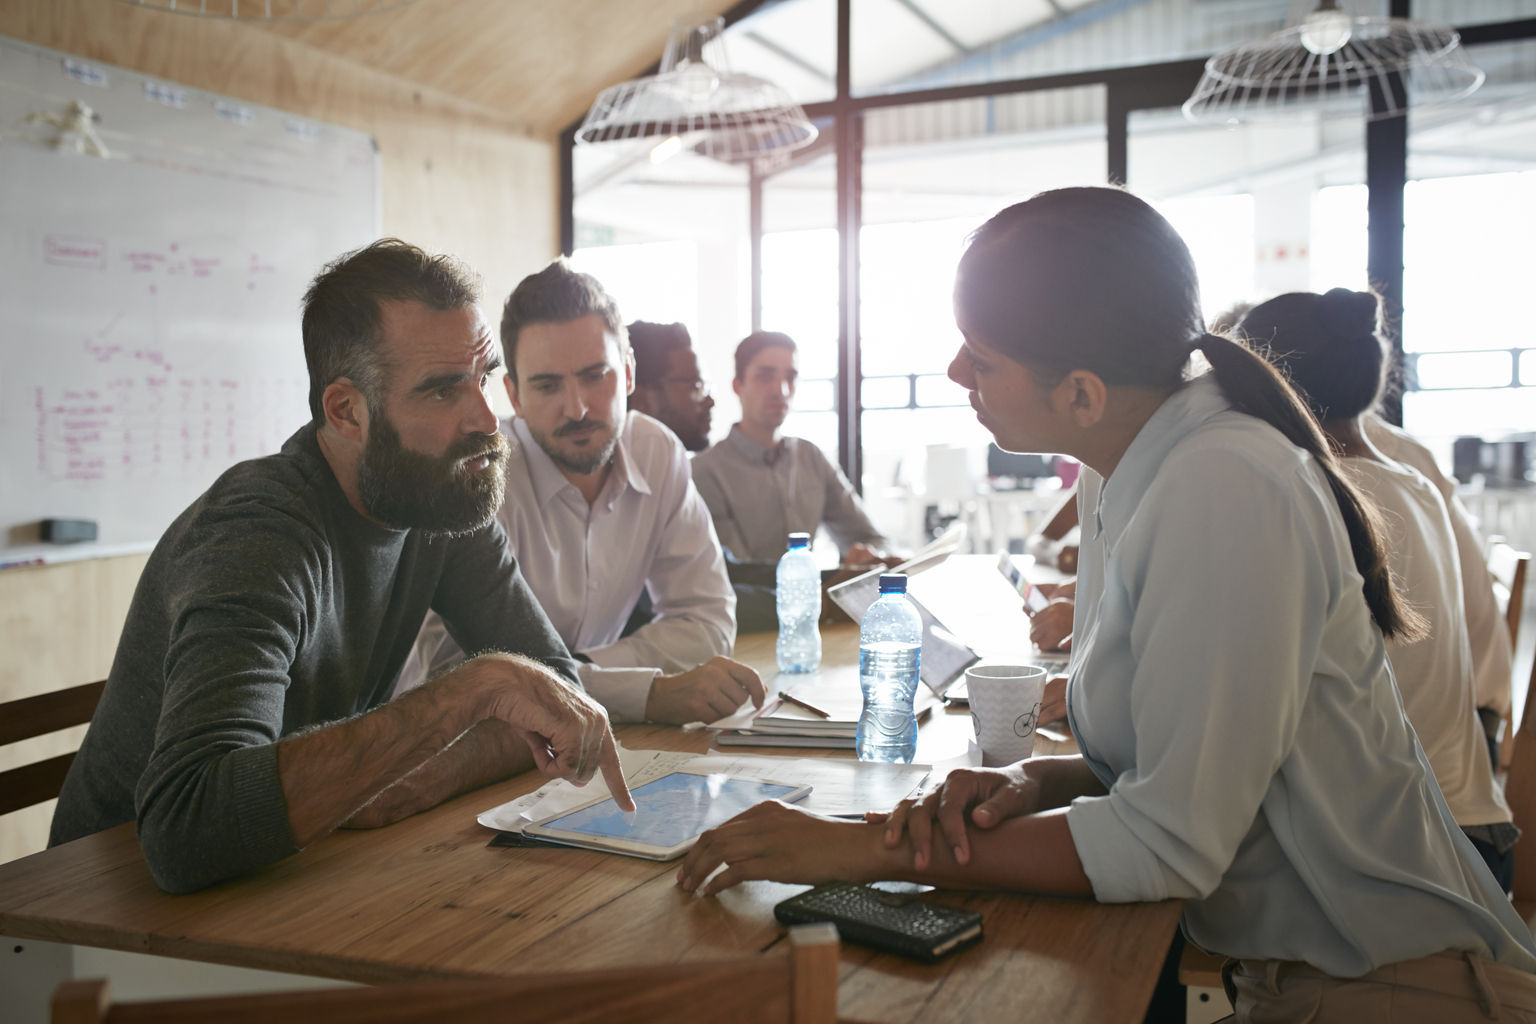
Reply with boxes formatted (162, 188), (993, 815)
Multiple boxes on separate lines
(522, 770), (812, 861)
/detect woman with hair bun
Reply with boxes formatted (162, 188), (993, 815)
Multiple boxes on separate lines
(677, 187), (1536, 1022)
(1241, 289), (1519, 892)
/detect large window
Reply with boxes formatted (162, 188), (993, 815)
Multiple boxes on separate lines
(849, 0), (1295, 97)
(857, 87), (1107, 540)
(1129, 105), (1368, 324)
(567, 2), (1536, 550)
(1402, 37), (1536, 459)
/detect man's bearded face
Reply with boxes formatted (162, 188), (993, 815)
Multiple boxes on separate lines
(357, 406), (508, 536)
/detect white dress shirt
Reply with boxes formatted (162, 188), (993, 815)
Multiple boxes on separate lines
(1345, 454), (1511, 827)
(398, 412), (735, 722)
(1064, 374), (1534, 977)
(1364, 415), (1514, 716)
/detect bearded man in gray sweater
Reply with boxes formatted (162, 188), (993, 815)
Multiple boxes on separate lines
(51, 239), (633, 894)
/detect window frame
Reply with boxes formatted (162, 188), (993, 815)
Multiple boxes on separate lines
(562, 2), (1536, 486)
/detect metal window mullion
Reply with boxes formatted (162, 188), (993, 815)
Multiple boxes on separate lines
(749, 169), (764, 332)
(559, 123), (577, 257)
(835, 0), (864, 491)
(1368, 0), (1411, 426)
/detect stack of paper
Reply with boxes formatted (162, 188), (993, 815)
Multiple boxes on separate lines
(710, 684), (941, 748)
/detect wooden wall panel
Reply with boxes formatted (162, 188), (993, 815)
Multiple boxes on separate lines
(0, 554), (147, 865)
(0, 0), (560, 865)
(253, 0), (744, 136)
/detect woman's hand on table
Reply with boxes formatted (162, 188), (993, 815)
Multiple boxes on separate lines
(869, 765), (1041, 870)
(868, 755), (1105, 872)
(675, 801), (885, 896)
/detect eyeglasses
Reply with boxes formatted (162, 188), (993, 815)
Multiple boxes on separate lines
(662, 377), (712, 401)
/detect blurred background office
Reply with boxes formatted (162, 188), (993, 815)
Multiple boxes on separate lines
(570, 0), (1536, 561)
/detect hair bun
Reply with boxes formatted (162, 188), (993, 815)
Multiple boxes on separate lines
(1319, 288), (1379, 341)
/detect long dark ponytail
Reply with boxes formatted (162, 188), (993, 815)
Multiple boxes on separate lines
(955, 187), (1424, 641)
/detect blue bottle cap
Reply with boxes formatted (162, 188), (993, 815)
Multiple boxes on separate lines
(787, 532), (811, 549)
(879, 573), (907, 593)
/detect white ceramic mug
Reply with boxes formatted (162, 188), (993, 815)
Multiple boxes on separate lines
(965, 663), (1049, 768)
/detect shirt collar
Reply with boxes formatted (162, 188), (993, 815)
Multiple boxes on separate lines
(1095, 373), (1231, 549)
(724, 423), (785, 466)
(508, 413), (650, 511)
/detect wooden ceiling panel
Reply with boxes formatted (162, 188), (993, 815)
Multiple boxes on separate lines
(253, 0), (742, 136)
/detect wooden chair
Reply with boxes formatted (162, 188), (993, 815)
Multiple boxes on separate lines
(1487, 539), (1530, 771)
(1177, 946), (1226, 991)
(52, 923), (841, 1024)
(0, 680), (106, 816)
(1503, 647), (1536, 921)
(1487, 538), (1530, 651)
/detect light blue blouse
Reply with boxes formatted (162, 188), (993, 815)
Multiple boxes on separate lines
(1063, 374), (1536, 977)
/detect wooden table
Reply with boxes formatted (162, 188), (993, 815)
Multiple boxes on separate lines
(0, 624), (1181, 1023)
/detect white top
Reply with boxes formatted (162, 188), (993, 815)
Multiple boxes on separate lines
(1364, 415), (1514, 716)
(398, 412), (736, 722)
(1344, 454), (1510, 827)
(1064, 375), (1534, 977)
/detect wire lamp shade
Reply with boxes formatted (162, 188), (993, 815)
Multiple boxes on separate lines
(114, 0), (416, 19)
(1184, 2), (1484, 123)
(577, 15), (817, 164)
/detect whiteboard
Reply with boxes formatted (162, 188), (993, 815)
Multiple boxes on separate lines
(0, 36), (380, 563)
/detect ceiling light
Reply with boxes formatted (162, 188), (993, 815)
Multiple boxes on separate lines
(578, 15), (817, 166)
(649, 136), (685, 163)
(1184, 0), (1483, 124)
(1300, 3), (1352, 56)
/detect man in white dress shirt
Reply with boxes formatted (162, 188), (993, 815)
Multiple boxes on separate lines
(402, 260), (765, 725)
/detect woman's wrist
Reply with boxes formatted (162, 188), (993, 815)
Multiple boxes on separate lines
(830, 818), (932, 884)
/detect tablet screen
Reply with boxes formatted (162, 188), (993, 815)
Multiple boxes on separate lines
(537, 772), (799, 850)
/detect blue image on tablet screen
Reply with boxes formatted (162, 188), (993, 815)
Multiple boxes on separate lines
(542, 773), (797, 848)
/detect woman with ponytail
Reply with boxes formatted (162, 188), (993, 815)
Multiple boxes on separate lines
(1244, 289), (1519, 894)
(677, 188), (1536, 1021)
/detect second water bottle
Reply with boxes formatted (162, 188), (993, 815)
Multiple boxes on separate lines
(775, 532), (821, 673)
(857, 573), (922, 763)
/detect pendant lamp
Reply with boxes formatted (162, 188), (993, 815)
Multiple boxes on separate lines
(577, 15), (817, 165)
(1184, 0), (1484, 123)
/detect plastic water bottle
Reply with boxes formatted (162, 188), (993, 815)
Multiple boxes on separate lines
(776, 532), (822, 673)
(857, 573), (922, 763)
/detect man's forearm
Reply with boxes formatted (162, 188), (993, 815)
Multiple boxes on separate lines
(347, 720), (534, 828)
(278, 667), (489, 847)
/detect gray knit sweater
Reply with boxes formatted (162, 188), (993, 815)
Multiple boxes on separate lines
(50, 424), (579, 893)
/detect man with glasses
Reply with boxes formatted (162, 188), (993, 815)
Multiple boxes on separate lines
(626, 320), (714, 453)
(401, 260), (764, 726)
